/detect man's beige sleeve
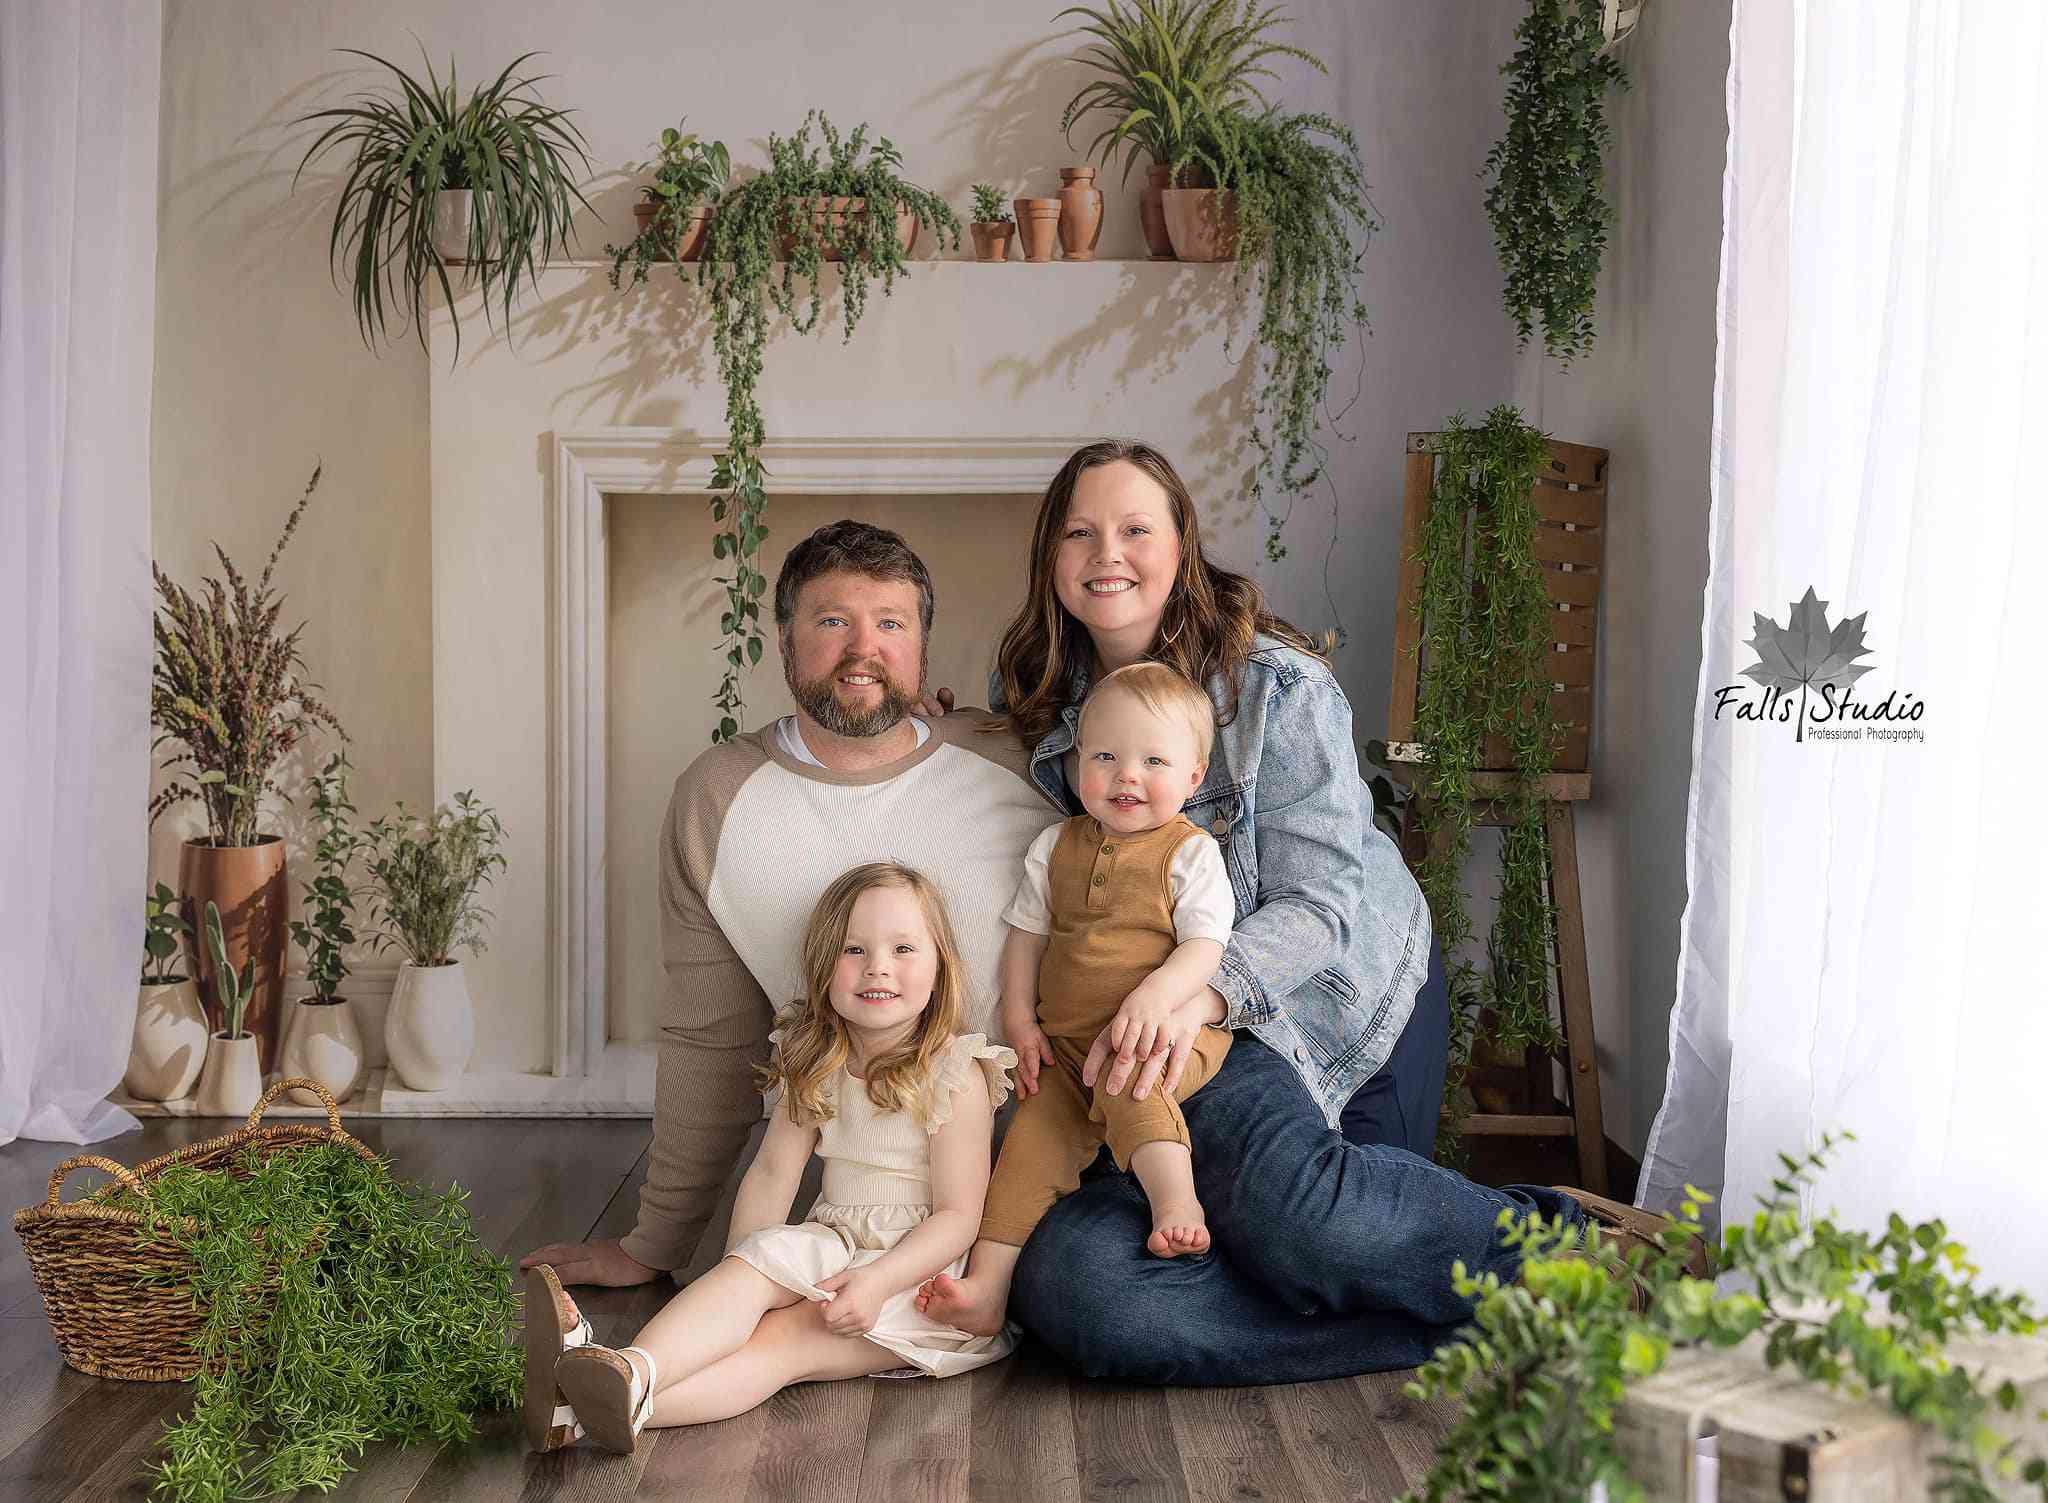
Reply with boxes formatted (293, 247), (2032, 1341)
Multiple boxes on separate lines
(619, 759), (775, 1272)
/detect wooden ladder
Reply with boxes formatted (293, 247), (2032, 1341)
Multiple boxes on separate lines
(1384, 432), (1611, 1196)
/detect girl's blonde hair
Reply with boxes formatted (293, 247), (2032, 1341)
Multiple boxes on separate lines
(759, 861), (967, 1126)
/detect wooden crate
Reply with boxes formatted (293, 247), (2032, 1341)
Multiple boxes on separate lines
(1613, 1330), (2048, 1502)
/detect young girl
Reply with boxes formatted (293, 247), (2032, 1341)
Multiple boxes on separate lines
(522, 861), (1017, 1453)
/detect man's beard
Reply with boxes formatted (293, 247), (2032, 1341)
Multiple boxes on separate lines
(786, 652), (923, 738)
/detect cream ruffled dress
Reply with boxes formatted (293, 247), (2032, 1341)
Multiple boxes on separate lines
(729, 1032), (1020, 1378)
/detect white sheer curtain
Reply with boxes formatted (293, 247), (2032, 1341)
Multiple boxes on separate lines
(1640, 0), (2048, 1301)
(0, 2), (161, 1145)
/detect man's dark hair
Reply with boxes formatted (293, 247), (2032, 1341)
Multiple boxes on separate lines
(773, 520), (936, 635)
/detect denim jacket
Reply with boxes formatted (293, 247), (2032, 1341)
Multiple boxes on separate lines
(995, 636), (1434, 1127)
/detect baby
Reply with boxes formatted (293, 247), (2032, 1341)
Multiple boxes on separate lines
(920, 661), (1234, 1335)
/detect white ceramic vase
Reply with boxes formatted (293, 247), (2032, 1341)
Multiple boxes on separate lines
(194, 1033), (263, 1118)
(124, 979), (209, 1102)
(386, 961), (473, 1091)
(279, 996), (364, 1105)
(431, 189), (499, 264)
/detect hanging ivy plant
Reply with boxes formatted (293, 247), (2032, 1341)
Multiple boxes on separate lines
(620, 112), (959, 741)
(1175, 102), (1380, 564)
(1484, 0), (1627, 365)
(1410, 406), (1567, 1145)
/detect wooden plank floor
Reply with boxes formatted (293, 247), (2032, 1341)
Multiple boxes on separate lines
(1, 1117), (1460, 1502)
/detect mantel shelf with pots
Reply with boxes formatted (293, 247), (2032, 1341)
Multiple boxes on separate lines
(470, 256), (1235, 272)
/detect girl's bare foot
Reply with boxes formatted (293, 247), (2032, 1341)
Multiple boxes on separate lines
(1146, 1203), (1210, 1258)
(914, 1272), (1008, 1337)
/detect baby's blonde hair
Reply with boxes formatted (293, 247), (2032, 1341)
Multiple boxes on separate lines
(759, 861), (966, 1127)
(1079, 661), (1217, 761)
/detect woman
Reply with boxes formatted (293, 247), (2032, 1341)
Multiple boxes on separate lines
(927, 439), (1610, 1385)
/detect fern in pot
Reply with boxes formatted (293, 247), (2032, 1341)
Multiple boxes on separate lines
(363, 791), (505, 1091)
(281, 752), (371, 1105)
(293, 48), (593, 357)
(194, 901), (264, 1118)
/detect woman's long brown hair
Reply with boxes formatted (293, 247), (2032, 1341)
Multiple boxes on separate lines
(760, 862), (967, 1127)
(991, 438), (1323, 750)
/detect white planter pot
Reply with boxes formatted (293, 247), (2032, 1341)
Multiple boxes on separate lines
(194, 1032), (263, 1118)
(125, 979), (209, 1102)
(432, 189), (500, 264)
(386, 961), (474, 1091)
(279, 996), (364, 1105)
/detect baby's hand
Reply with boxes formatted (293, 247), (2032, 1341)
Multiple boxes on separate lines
(1009, 1016), (1057, 1096)
(1107, 981), (1183, 1068)
(815, 1268), (888, 1337)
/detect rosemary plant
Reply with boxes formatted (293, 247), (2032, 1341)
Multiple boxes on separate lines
(1410, 406), (1566, 1144)
(1484, 0), (1627, 365)
(289, 751), (368, 1001)
(362, 791), (506, 966)
(150, 464), (345, 847)
(103, 1141), (521, 1503)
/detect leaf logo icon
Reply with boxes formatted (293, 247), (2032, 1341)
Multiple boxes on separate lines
(1742, 587), (1875, 742)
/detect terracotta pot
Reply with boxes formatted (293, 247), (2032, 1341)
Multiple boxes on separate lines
(777, 197), (919, 262)
(632, 200), (716, 262)
(1140, 163), (1177, 259)
(179, 836), (287, 1073)
(1162, 187), (1239, 262)
(194, 1032), (263, 1118)
(386, 960), (474, 1092)
(969, 222), (1015, 263)
(1057, 166), (1103, 262)
(1013, 198), (1061, 262)
(280, 996), (365, 1106)
(124, 979), (208, 1102)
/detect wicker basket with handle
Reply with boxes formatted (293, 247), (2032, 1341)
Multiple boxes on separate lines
(11, 1077), (379, 1381)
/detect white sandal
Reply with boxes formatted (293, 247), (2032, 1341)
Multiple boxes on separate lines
(522, 1264), (596, 1452)
(555, 1342), (659, 1454)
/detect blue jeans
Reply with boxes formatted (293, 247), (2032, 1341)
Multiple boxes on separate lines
(1009, 943), (1584, 1385)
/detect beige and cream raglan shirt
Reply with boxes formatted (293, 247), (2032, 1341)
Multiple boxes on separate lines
(619, 711), (1059, 1274)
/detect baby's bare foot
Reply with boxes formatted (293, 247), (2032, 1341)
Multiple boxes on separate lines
(916, 1273), (1007, 1337)
(1146, 1203), (1210, 1259)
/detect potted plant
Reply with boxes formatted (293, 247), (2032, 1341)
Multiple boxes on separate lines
(1056, 0), (1320, 258)
(293, 48), (593, 356)
(968, 183), (1015, 262)
(364, 791), (506, 1091)
(280, 752), (369, 1105)
(606, 122), (731, 286)
(152, 464), (345, 1075)
(1485, 0), (1628, 364)
(1167, 99), (1380, 560)
(193, 901), (263, 1117)
(666, 113), (959, 741)
(124, 883), (209, 1103)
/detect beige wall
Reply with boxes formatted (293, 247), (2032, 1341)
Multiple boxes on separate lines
(1509, 0), (1733, 1153)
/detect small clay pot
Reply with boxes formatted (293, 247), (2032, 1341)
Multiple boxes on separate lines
(970, 222), (1015, 262)
(1013, 197), (1061, 262)
(632, 200), (715, 262)
(1162, 187), (1239, 262)
(1140, 163), (1176, 259)
(1057, 166), (1103, 262)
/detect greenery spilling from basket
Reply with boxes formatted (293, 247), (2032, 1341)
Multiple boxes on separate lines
(150, 464), (345, 847)
(1409, 406), (1567, 1146)
(1485, 0), (1627, 365)
(1402, 1135), (2048, 1503)
(96, 1141), (520, 1503)
(612, 111), (959, 740)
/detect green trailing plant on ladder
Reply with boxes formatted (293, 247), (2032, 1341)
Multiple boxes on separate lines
(1410, 406), (1567, 1147)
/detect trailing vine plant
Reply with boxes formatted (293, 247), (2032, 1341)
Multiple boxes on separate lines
(1410, 406), (1567, 1146)
(1484, 0), (1627, 365)
(1403, 1135), (2048, 1503)
(1175, 102), (1380, 564)
(619, 113), (959, 740)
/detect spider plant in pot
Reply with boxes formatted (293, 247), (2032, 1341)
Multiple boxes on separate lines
(1056, 0), (1321, 258)
(125, 883), (208, 1103)
(293, 48), (593, 358)
(968, 182), (1015, 262)
(152, 463), (344, 1074)
(607, 122), (730, 286)
(195, 901), (264, 1118)
(363, 791), (506, 1091)
(281, 751), (370, 1105)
